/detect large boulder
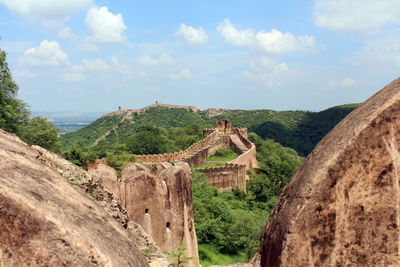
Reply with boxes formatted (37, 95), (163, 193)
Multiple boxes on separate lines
(0, 129), (148, 266)
(260, 78), (400, 266)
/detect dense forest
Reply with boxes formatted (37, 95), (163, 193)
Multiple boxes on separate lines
(60, 104), (358, 157)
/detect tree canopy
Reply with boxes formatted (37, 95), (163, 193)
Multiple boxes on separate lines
(0, 49), (29, 133)
(19, 116), (61, 152)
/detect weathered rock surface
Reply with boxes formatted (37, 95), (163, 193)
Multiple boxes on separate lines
(260, 78), (400, 266)
(89, 162), (200, 267)
(0, 129), (149, 266)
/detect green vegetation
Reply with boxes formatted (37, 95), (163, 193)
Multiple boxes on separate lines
(0, 48), (29, 134)
(19, 116), (61, 153)
(198, 244), (246, 266)
(61, 123), (204, 173)
(126, 125), (168, 154)
(193, 135), (302, 266)
(0, 46), (62, 153)
(165, 242), (193, 267)
(61, 104), (358, 157)
(207, 148), (239, 162)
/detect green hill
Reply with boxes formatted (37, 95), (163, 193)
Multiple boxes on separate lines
(60, 104), (360, 156)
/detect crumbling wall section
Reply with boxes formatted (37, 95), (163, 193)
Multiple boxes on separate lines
(196, 163), (247, 192)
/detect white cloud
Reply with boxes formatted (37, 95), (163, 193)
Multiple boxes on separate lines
(82, 58), (110, 71)
(175, 24), (208, 45)
(243, 61), (289, 88)
(250, 57), (277, 72)
(314, 0), (400, 33)
(159, 53), (174, 64)
(217, 19), (314, 54)
(138, 55), (159, 66)
(0, 0), (93, 20)
(21, 40), (69, 67)
(41, 20), (74, 39)
(85, 6), (127, 43)
(110, 56), (134, 74)
(138, 53), (174, 66)
(341, 77), (356, 87)
(169, 68), (193, 80)
(351, 37), (400, 69)
(62, 72), (86, 82)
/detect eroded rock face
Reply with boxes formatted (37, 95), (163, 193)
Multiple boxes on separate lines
(0, 129), (148, 266)
(260, 78), (400, 266)
(91, 162), (200, 267)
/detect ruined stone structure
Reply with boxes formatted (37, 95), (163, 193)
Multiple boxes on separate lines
(88, 161), (200, 267)
(216, 119), (232, 134)
(196, 163), (247, 192)
(135, 120), (257, 193)
(259, 78), (400, 266)
(102, 102), (199, 117)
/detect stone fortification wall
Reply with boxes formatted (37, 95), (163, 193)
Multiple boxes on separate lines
(136, 130), (219, 164)
(88, 162), (200, 267)
(233, 127), (248, 138)
(102, 103), (199, 117)
(230, 128), (258, 170)
(184, 135), (231, 167)
(196, 163), (247, 192)
(203, 128), (215, 137)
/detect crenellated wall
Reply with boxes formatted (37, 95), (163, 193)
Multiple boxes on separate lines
(135, 120), (258, 193)
(196, 163), (247, 192)
(229, 128), (258, 170)
(136, 130), (219, 164)
(102, 103), (199, 118)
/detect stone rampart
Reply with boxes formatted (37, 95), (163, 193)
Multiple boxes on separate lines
(136, 130), (218, 164)
(102, 103), (199, 118)
(203, 128), (215, 137)
(229, 129), (258, 170)
(196, 163), (247, 192)
(184, 135), (231, 167)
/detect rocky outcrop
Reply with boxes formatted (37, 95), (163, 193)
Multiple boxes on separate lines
(260, 78), (400, 266)
(89, 162), (200, 267)
(0, 129), (149, 266)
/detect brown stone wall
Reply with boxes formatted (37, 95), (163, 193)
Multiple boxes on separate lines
(216, 119), (232, 134)
(203, 128), (215, 137)
(230, 129), (258, 170)
(184, 135), (231, 167)
(102, 103), (199, 118)
(93, 162), (200, 267)
(136, 130), (218, 164)
(196, 164), (247, 192)
(233, 127), (248, 138)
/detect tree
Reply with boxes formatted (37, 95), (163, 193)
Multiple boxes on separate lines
(19, 116), (61, 152)
(247, 138), (302, 202)
(125, 125), (167, 154)
(0, 48), (29, 133)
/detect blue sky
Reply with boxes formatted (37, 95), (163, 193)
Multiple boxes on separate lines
(0, 0), (399, 112)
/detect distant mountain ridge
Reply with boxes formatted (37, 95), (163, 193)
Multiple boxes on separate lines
(60, 103), (360, 156)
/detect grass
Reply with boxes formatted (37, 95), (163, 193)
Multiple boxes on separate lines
(207, 148), (239, 162)
(193, 163), (225, 169)
(198, 244), (247, 266)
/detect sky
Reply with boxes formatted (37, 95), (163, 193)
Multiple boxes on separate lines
(0, 0), (399, 113)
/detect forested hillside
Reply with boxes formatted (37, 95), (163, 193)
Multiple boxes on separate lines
(61, 104), (359, 156)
